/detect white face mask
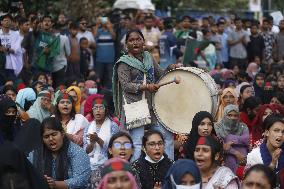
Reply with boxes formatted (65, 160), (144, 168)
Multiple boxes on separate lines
(170, 175), (201, 189)
(88, 88), (97, 95)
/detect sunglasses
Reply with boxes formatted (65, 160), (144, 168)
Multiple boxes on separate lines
(112, 142), (132, 149)
(80, 22), (87, 25)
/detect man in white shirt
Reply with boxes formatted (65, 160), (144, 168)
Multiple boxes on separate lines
(0, 14), (23, 76)
(76, 17), (96, 50)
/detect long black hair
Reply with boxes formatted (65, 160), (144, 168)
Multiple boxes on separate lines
(33, 117), (71, 180)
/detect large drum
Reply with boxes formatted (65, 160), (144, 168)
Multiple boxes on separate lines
(153, 67), (219, 134)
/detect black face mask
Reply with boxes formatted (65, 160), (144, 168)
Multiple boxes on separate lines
(3, 115), (17, 125)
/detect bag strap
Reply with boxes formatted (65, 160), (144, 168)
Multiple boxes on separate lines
(123, 73), (147, 105)
(142, 73), (146, 100)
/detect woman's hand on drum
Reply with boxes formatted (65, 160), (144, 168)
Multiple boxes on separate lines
(147, 83), (160, 93)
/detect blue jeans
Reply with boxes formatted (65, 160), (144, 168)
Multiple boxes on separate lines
(129, 123), (174, 162)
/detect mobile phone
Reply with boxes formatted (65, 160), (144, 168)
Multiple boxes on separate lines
(100, 17), (108, 24)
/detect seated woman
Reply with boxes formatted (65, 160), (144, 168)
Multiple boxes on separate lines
(215, 104), (249, 173)
(215, 87), (238, 122)
(30, 117), (91, 189)
(239, 96), (261, 132)
(183, 111), (216, 160)
(55, 93), (89, 146)
(131, 130), (173, 189)
(194, 136), (240, 188)
(247, 114), (284, 172)
(83, 96), (119, 171)
(238, 85), (254, 111)
(0, 94), (21, 144)
(97, 158), (138, 189)
(242, 164), (276, 189)
(251, 104), (284, 148)
(163, 159), (201, 189)
(27, 90), (53, 122)
(88, 131), (135, 189)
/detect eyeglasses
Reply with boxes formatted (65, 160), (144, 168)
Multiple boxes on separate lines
(80, 22), (87, 25)
(113, 142), (132, 149)
(146, 141), (164, 149)
(93, 106), (105, 111)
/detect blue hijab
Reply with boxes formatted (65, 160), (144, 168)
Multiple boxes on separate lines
(163, 159), (201, 189)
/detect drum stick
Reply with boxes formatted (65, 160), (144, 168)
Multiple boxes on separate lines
(158, 76), (181, 87)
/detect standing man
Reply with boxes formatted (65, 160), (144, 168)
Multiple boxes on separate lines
(76, 17), (96, 50)
(93, 16), (116, 89)
(247, 22), (265, 62)
(261, 19), (275, 65)
(0, 14), (23, 77)
(218, 20), (229, 68)
(141, 15), (161, 47)
(227, 17), (250, 70)
(275, 20), (284, 62)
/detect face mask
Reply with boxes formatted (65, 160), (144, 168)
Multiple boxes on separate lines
(224, 118), (238, 129)
(88, 88), (97, 95)
(3, 115), (17, 125)
(170, 175), (201, 189)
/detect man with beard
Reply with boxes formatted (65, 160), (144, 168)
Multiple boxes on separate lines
(240, 96), (261, 132)
(0, 94), (20, 144)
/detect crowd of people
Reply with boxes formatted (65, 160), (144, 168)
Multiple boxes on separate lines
(0, 3), (284, 189)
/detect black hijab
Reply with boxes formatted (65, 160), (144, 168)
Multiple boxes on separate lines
(0, 141), (49, 189)
(184, 111), (215, 160)
(0, 94), (18, 143)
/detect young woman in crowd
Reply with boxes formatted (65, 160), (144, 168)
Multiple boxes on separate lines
(184, 111), (216, 160)
(27, 90), (53, 122)
(55, 93), (89, 146)
(33, 72), (48, 86)
(238, 85), (254, 111)
(30, 117), (91, 189)
(250, 104), (284, 148)
(66, 86), (82, 113)
(163, 159), (202, 189)
(242, 164), (276, 189)
(0, 94), (21, 144)
(247, 114), (284, 172)
(240, 96), (261, 132)
(113, 29), (178, 161)
(132, 130), (173, 189)
(215, 104), (249, 173)
(215, 87), (238, 122)
(88, 132), (135, 188)
(97, 158), (138, 189)
(270, 91), (284, 106)
(194, 136), (240, 188)
(83, 95), (119, 172)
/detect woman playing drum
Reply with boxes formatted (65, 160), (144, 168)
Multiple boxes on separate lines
(112, 29), (178, 161)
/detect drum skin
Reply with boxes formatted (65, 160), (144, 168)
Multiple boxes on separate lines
(153, 67), (219, 134)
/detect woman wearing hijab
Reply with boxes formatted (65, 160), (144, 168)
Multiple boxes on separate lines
(66, 86), (81, 113)
(215, 104), (249, 174)
(194, 136), (240, 189)
(27, 90), (53, 122)
(215, 87), (238, 122)
(184, 111), (216, 160)
(163, 159), (201, 189)
(0, 94), (21, 144)
(97, 158), (138, 189)
(16, 87), (36, 111)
